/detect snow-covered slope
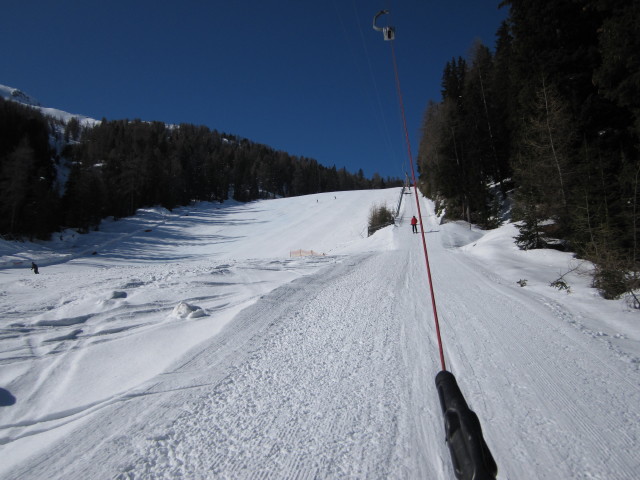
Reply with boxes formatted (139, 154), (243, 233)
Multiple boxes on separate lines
(0, 84), (98, 127)
(0, 85), (41, 106)
(1, 189), (639, 479)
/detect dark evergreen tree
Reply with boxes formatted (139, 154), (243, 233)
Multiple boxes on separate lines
(592, 1), (640, 133)
(417, 0), (640, 297)
(2, 94), (387, 241)
(0, 98), (58, 238)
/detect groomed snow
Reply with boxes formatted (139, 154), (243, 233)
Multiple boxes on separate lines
(1, 188), (639, 479)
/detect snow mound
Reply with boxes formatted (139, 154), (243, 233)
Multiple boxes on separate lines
(171, 301), (206, 319)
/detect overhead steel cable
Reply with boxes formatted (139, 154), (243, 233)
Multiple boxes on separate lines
(375, 9), (446, 372)
(372, 11), (497, 480)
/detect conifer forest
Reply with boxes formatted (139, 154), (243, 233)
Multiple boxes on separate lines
(417, 0), (640, 298)
(0, 99), (398, 242)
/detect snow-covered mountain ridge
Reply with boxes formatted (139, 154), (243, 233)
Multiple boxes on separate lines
(0, 83), (99, 127)
(0, 85), (41, 107)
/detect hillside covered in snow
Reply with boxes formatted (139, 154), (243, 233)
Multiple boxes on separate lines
(0, 83), (400, 243)
(0, 84), (98, 127)
(1, 188), (639, 479)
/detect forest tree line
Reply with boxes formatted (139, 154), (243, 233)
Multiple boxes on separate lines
(0, 96), (400, 241)
(417, 0), (640, 299)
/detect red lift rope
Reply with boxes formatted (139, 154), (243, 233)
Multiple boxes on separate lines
(374, 11), (498, 479)
(388, 27), (447, 373)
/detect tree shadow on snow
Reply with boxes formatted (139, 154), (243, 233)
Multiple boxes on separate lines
(0, 388), (16, 407)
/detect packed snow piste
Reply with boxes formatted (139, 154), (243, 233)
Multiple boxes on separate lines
(373, 10), (497, 479)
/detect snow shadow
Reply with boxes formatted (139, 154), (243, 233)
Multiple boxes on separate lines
(98, 232), (246, 262)
(88, 204), (267, 262)
(0, 388), (16, 407)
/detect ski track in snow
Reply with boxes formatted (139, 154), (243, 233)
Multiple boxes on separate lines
(434, 211), (640, 479)
(0, 258), (330, 440)
(1, 189), (640, 479)
(118, 254), (409, 479)
(3, 249), (447, 479)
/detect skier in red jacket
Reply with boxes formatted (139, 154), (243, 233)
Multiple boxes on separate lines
(411, 215), (418, 234)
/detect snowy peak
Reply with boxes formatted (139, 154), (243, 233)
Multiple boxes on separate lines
(0, 84), (41, 107)
(0, 83), (98, 127)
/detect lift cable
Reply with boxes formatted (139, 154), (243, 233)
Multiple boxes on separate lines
(373, 11), (498, 480)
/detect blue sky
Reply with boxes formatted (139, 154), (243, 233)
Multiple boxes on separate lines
(2, 1), (508, 179)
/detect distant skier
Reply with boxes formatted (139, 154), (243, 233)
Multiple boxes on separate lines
(31, 262), (39, 274)
(411, 216), (418, 234)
